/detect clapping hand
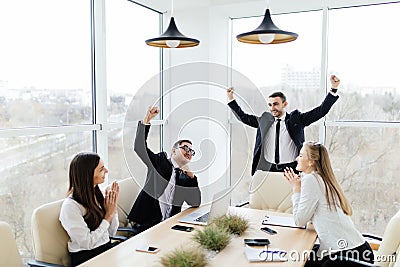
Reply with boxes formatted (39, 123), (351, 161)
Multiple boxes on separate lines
(284, 167), (301, 193)
(104, 181), (119, 222)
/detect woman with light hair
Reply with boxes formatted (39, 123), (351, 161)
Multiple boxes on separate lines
(284, 141), (373, 266)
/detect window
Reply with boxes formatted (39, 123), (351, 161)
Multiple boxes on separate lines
(0, 0), (161, 264)
(327, 4), (400, 122)
(105, 0), (160, 123)
(105, 0), (161, 182)
(230, 3), (400, 235)
(326, 3), (400, 234)
(0, 0), (92, 128)
(0, 133), (92, 261)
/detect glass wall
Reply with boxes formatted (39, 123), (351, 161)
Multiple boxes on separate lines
(327, 3), (400, 122)
(231, 3), (400, 234)
(0, 0), (92, 128)
(325, 3), (400, 234)
(231, 10), (323, 204)
(105, 0), (160, 123)
(105, 0), (161, 183)
(0, 133), (92, 260)
(0, 0), (161, 264)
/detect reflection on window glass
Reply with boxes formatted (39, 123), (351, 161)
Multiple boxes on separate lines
(328, 3), (400, 121)
(0, 133), (92, 262)
(326, 126), (400, 235)
(0, 0), (92, 128)
(106, 0), (160, 123)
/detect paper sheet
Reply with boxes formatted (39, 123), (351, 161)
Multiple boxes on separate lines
(262, 215), (306, 229)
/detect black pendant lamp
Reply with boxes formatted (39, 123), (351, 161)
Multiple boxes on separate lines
(145, 0), (199, 48)
(236, 9), (298, 45)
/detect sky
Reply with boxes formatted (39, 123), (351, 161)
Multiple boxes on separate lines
(0, 1), (399, 94)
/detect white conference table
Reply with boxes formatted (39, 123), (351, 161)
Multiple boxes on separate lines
(79, 207), (317, 267)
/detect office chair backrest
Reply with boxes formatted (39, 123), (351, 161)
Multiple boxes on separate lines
(376, 209), (400, 267)
(0, 221), (23, 267)
(249, 171), (292, 213)
(31, 199), (71, 267)
(109, 177), (141, 227)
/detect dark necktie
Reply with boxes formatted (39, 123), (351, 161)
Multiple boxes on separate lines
(275, 119), (281, 164)
(163, 168), (180, 219)
(174, 168), (181, 180)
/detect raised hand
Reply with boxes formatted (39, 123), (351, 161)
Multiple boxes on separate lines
(144, 106), (160, 124)
(330, 75), (340, 89)
(227, 87), (235, 101)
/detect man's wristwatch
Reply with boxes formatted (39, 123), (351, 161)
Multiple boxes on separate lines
(331, 88), (338, 93)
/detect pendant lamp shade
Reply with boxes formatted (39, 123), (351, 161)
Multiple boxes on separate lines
(145, 17), (200, 48)
(237, 9), (298, 44)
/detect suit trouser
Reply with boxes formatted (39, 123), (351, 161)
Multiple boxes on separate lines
(258, 160), (298, 174)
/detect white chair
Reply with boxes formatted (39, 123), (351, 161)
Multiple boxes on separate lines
(30, 199), (71, 267)
(248, 171), (293, 213)
(0, 221), (23, 267)
(111, 177), (141, 228)
(374, 209), (400, 267)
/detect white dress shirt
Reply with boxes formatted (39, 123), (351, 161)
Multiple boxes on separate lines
(264, 113), (298, 164)
(292, 173), (365, 257)
(159, 158), (179, 221)
(59, 195), (119, 253)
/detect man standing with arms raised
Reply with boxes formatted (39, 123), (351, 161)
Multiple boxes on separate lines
(227, 75), (340, 175)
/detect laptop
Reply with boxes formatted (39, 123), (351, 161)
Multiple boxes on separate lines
(178, 188), (231, 226)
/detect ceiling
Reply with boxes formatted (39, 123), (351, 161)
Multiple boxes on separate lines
(135, 0), (261, 13)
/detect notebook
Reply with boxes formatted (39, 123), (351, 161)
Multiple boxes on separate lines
(178, 188), (230, 225)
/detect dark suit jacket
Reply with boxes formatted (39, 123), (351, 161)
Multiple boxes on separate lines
(228, 93), (339, 175)
(127, 122), (201, 228)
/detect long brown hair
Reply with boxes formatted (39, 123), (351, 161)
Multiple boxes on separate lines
(303, 142), (352, 215)
(68, 152), (105, 231)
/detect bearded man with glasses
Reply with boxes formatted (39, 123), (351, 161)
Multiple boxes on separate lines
(127, 106), (201, 233)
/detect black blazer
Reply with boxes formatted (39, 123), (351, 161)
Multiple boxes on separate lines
(228, 93), (339, 175)
(127, 122), (201, 228)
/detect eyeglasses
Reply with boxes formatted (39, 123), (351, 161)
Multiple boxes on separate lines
(179, 145), (195, 156)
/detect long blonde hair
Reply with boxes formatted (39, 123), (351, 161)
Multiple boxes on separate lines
(303, 142), (352, 216)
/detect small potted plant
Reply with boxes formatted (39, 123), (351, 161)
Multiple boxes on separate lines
(160, 247), (207, 267)
(212, 214), (249, 236)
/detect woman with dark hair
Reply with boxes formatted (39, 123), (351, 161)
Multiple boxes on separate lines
(59, 152), (119, 266)
(284, 142), (373, 267)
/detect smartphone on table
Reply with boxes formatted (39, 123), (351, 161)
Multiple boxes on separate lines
(261, 226), (277, 235)
(171, 224), (194, 232)
(135, 246), (160, 254)
(244, 238), (270, 246)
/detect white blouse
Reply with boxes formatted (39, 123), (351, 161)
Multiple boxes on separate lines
(59, 196), (119, 253)
(292, 173), (365, 257)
